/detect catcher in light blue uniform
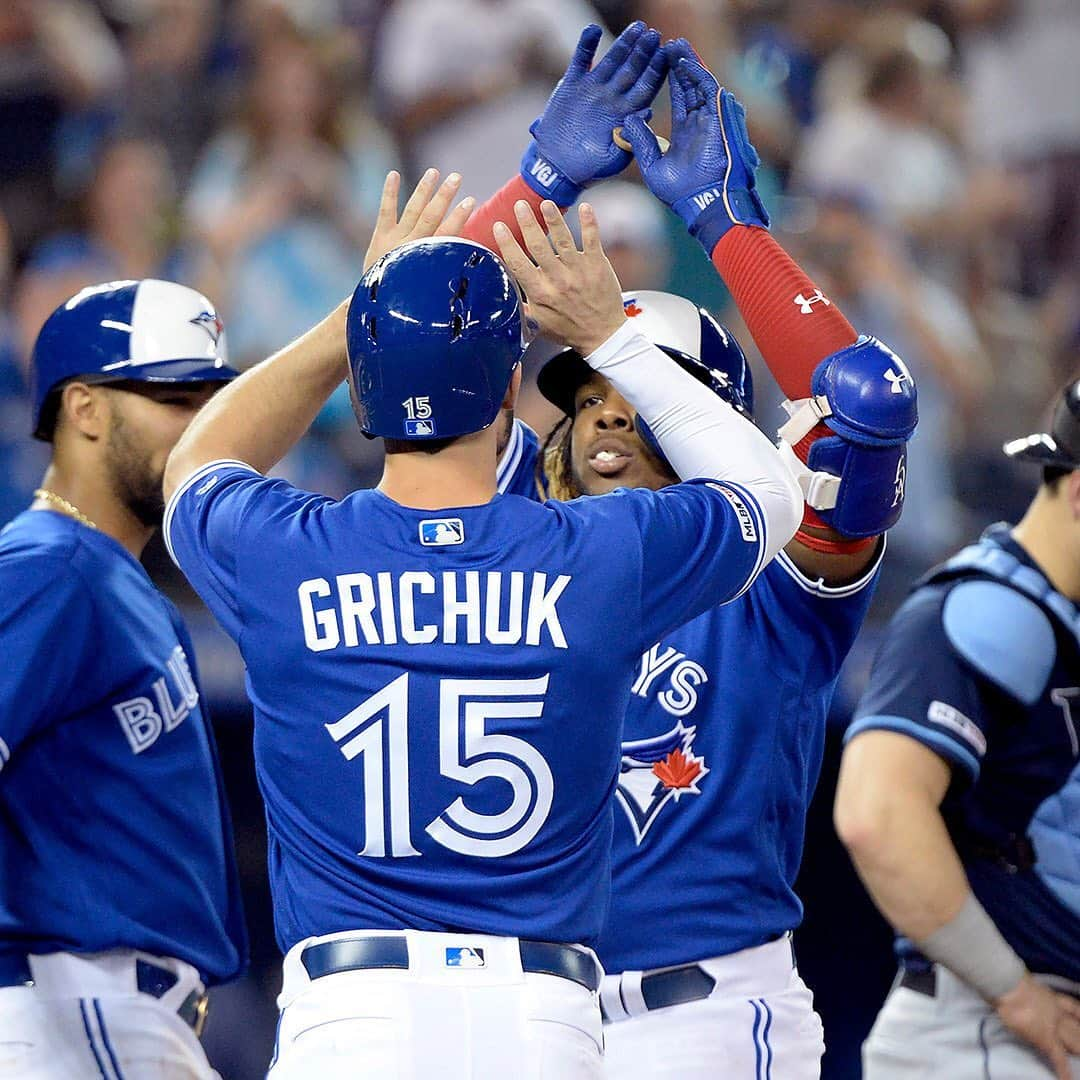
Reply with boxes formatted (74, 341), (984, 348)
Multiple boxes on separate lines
(837, 380), (1080, 1079)
(0, 280), (246, 1079)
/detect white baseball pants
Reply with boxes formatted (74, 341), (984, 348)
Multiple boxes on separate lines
(269, 929), (604, 1079)
(0, 951), (216, 1079)
(864, 964), (1080, 1079)
(601, 935), (825, 1079)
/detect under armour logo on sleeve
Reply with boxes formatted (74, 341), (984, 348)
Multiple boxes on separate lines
(793, 290), (831, 314)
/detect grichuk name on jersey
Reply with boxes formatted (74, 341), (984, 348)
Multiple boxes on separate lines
(298, 570), (572, 652)
(113, 645), (200, 754)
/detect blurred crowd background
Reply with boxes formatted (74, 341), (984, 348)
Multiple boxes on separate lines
(1, 0), (1077, 1076)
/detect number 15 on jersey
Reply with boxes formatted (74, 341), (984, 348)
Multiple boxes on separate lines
(325, 674), (554, 859)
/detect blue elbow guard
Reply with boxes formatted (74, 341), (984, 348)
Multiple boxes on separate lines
(777, 336), (918, 538)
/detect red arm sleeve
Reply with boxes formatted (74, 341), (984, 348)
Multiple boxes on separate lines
(711, 226), (856, 400)
(461, 174), (569, 252)
(712, 227), (877, 550)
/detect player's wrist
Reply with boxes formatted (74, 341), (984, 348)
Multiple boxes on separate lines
(993, 971), (1036, 1009)
(680, 189), (770, 254)
(917, 893), (1027, 1003)
(520, 142), (582, 207)
(580, 316), (634, 365)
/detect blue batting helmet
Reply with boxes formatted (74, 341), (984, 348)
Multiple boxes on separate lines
(31, 279), (237, 440)
(536, 290), (753, 420)
(346, 238), (527, 441)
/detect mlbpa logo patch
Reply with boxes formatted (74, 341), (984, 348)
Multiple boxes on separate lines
(445, 947), (485, 968)
(419, 518), (464, 546)
(405, 418), (436, 436)
(616, 720), (709, 844)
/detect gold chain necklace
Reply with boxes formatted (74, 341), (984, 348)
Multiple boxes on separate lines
(33, 489), (98, 530)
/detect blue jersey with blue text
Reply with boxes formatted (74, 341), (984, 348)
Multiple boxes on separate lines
(500, 422), (879, 971)
(165, 454), (771, 953)
(849, 525), (1080, 980)
(0, 510), (246, 983)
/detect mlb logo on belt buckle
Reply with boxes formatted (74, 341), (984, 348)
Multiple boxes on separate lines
(419, 518), (464, 546)
(404, 418), (436, 436)
(445, 947), (485, 969)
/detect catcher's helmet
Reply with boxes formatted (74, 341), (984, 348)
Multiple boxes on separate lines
(1003, 377), (1080, 469)
(536, 290), (753, 420)
(346, 238), (527, 441)
(31, 279), (237, 441)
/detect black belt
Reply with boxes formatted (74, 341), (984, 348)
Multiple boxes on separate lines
(0, 955), (208, 1037)
(301, 936), (601, 993)
(135, 959), (209, 1037)
(601, 962), (717, 1020)
(898, 964), (1080, 1003)
(897, 965), (936, 997)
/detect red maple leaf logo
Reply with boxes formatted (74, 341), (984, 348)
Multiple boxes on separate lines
(624, 300), (644, 318)
(652, 748), (702, 791)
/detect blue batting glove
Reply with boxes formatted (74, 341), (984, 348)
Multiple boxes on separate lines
(621, 40), (769, 252)
(521, 21), (667, 206)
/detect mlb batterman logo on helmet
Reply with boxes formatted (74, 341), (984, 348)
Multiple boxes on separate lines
(345, 238), (529, 441)
(30, 279), (236, 440)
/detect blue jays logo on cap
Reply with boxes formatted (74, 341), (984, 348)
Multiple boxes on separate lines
(189, 310), (224, 345)
(445, 946), (486, 968)
(615, 721), (709, 844)
(419, 518), (464, 546)
(405, 419), (437, 436)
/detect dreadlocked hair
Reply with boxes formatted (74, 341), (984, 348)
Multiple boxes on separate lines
(537, 415), (582, 501)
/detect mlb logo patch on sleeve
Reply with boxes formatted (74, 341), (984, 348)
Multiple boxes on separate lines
(419, 518), (464, 546)
(707, 484), (757, 542)
(445, 947), (485, 968)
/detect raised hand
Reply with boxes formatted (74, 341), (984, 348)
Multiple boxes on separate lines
(363, 170), (476, 271)
(521, 21), (666, 206)
(493, 200), (625, 356)
(621, 39), (769, 253)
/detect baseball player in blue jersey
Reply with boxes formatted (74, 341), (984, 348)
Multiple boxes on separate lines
(160, 168), (802, 1078)
(488, 39), (918, 1079)
(0, 280), (247, 1078)
(836, 379), (1080, 1078)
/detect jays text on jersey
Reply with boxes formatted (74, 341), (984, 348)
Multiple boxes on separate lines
(600, 546), (879, 971)
(849, 524), (1080, 980)
(164, 457), (769, 953)
(0, 510), (246, 984)
(500, 420), (881, 971)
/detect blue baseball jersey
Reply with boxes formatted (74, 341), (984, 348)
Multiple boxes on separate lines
(848, 525), (1080, 980)
(496, 419), (542, 499)
(164, 455), (771, 953)
(501, 420), (880, 972)
(0, 510), (246, 984)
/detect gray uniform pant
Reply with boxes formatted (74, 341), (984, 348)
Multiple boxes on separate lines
(864, 965), (1080, 1079)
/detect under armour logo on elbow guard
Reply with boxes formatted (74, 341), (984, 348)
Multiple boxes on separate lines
(884, 368), (911, 394)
